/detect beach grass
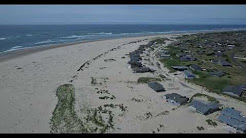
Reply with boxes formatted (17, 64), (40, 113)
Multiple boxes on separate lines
(206, 119), (217, 127)
(50, 84), (87, 133)
(189, 93), (219, 103)
(50, 84), (115, 133)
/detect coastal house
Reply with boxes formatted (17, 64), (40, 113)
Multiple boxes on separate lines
(130, 54), (142, 62)
(147, 41), (154, 47)
(190, 100), (220, 115)
(180, 55), (196, 61)
(171, 66), (188, 71)
(209, 70), (225, 77)
(163, 93), (189, 106)
(183, 70), (195, 79)
(211, 59), (232, 67)
(148, 82), (165, 92)
(218, 60), (232, 67)
(223, 84), (246, 97)
(215, 51), (223, 57)
(197, 50), (206, 55)
(128, 61), (143, 68)
(159, 50), (170, 59)
(218, 107), (246, 133)
(211, 59), (219, 64)
(132, 67), (155, 73)
(190, 64), (202, 71)
(176, 53), (186, 58)
(227, 44), (235, 50)
(206, 51), (215, 56)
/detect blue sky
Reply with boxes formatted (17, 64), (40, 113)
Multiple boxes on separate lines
(0, 5), (246, 25)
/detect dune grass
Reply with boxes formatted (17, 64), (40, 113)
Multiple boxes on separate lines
(50, 84), (87, 133)
(50, 84), (113, 133)
(189, 93), (219, 103)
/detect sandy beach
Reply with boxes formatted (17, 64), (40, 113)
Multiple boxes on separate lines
(0, 33), (246, 133)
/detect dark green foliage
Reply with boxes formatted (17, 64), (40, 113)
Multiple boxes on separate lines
(189, 93), (219, 103)
(206, 119), (217, 127)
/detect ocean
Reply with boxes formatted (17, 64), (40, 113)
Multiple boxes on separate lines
(1, 24), (246, 53)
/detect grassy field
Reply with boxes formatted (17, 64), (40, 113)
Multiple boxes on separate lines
(50, 84), (87, 133)
(189, 93), (219, 103)
(159, 46), (199, 73)
(156, 32), (246, 103)
(188, 70), (231, 94)
(50, 84), (115, 133)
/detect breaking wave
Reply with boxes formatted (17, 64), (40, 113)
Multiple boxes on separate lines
(3, 46), (24, 52)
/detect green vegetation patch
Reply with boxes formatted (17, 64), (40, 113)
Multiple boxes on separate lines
(188, 76), (230, 94)
(137, 77), (162, 83)
(196, 126), (204, 131)
(206, 119), (217, 127)
(159, 74), (166, 80)
(91, 77), (97, 86)
(152, 38), (166, 44)
(50, 84), (116, 133)
(189, 93), (219, 103)
(50, 84), (87, 133)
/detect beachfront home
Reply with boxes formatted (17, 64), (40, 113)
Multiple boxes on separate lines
(132, 67), (155, 73)
(215, 51), (223, 57)
(128, 61), (142, 68)
(218, 60), (232, 67)
(183, 70), (195, 79)
(209, 70), (225, 77)
(211, 59), (219, 64)
(163, 93), (189, 106)
(227, 44), (235, 50)
(171, 66), (188, 71)
(176, 53), (186, 58)
(130, 54), (142, 62)
(190, 100), (220, 115)
(180, 55), (196, 61)
(147, 41), (154, 47)
(159, 50), (170, 59)
(190, 64), (202, 71)
(148, 82), (165, 92)
(218, 107), (246, 133)
(223, 84), (246, 97)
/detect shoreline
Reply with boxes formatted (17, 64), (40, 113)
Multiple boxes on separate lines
(0, 29), (246, 133)
(1, 28), (245, 63)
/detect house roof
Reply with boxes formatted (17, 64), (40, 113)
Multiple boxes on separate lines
(128, 61), (143, 68)
(223, 84), (246, 97)
(148, 82), (165, 92)
(190, 100), (220, 115)
(190, 64), (202, 71)
(218, 60), (232, 66)
(211, 59), (219, 63)
(218, 114), (240, 127)
(183, 70), (195, 77)
(147, 41), (154, 47)
(180, 55), (195, 61)
(172, 66), (188, 71)
(209, 71), (225, 77)
(164, 93), (189, 104)
(132, 67), (151, 73)
(218, 107), (246, 132)
(159, 50), (169, 55)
